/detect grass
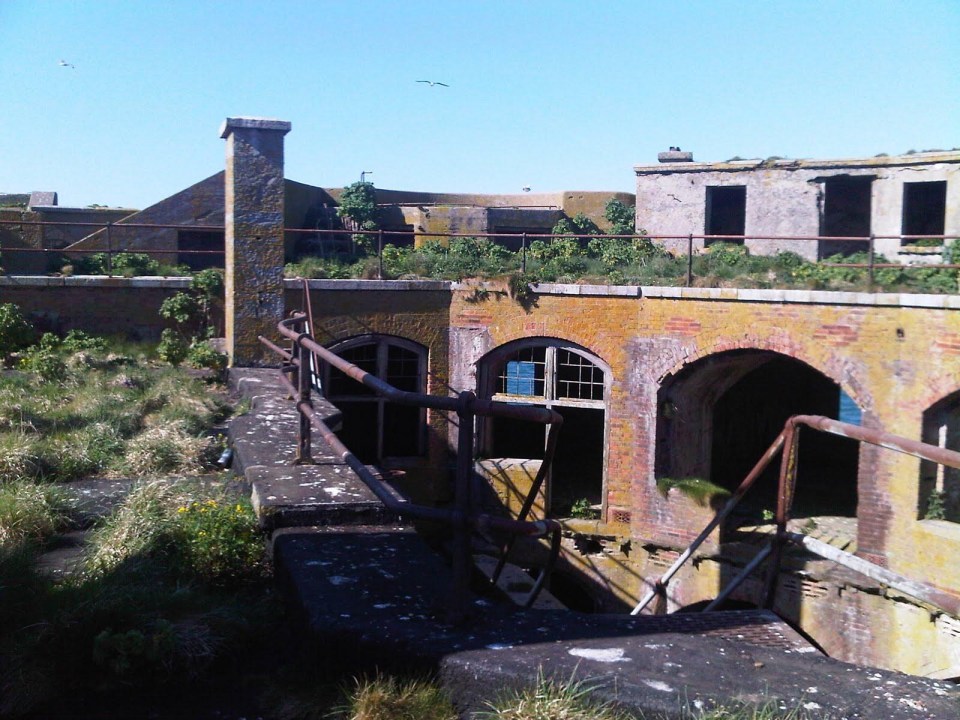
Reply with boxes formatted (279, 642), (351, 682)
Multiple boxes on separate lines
(0, 342), (229, 483)
(334, 675), (457, 720)
(477, 670), (633, 720)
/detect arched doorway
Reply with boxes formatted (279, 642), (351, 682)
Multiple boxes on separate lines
(656, 350), (860, 522)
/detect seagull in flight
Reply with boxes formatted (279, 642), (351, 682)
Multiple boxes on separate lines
(416, 80), (448, 87)
(59, 59), (75, 69)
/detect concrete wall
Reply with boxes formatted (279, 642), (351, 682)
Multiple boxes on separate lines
(634, 152), (960, 262)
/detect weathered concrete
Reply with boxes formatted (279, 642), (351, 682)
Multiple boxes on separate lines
(634, 151), (960, 261)
(230, 367), (960, 718)
(221, 117), (290, 366)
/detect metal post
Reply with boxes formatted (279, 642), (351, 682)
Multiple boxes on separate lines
(521, 232), (527, 274)
(294, 336), (313, 464)
(378, 228), (384, 280)
(867, 234), (876, 288)
(763, 423), (799, 609)
(451, 390), (476, 625)
(686, 234), (694, 286)
(106, 222), (113, 276)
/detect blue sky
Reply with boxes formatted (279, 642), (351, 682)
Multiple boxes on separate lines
(1, 0), (957, 209)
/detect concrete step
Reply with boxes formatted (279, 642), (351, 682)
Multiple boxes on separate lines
(250, 464), (396, 530)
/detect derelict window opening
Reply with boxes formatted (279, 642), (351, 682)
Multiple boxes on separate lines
(902, 181), (947, 245)
(819, 175), (873, 258)
(656, 352), (860, 530)
(381, 224), (416, 248)
(482, 341), (608, 518)
(919, 391), (960, 522)
(322, 335), (427, 464)
(177, 230), (224, 270)
(705, 186), (746, 245)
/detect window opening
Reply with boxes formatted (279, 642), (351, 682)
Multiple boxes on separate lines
(902, 181), (947, 244)
(820, 176), (873, 257)
(483, 341), (608, 517)
(705, 186), (746, 243)
(919, 392), (960, 522)
(323, 336), (426, 463)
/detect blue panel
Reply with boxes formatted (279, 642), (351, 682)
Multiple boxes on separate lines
(505, 360), (536, 396)
(838, 389), (862, 426)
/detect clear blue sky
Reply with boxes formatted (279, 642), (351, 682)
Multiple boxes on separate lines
(2, 0), (957, 209)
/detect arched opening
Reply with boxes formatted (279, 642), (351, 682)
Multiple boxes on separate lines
(919, 391), (960, 522)
(656, 350), (860, 523)
(322, 335), (427, 464)
(478, 338), (609, 518)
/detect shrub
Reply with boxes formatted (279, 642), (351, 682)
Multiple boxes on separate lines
(75, 252), (160, 277)
(157, 329), (189, 367)
(0, 303), (34, 361)
(187, 340), (227, 376)
(18, 348), (69, 384)
(172, 498), (264, 582)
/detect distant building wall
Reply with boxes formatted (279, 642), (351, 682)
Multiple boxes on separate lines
(634, 152), (960, 262)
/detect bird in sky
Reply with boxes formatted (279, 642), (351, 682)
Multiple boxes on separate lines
(416, 80), (448, 87)
(59, 59), (75, 69)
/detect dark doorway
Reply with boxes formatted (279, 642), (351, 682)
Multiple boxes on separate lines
(710, 357), (859, 518)
(902, 181), (947, 244)
(705, 186), (747, 243)
(919, 391), (960, 522)
(177, 230), (224, 269)
(820, 176), (873, 257)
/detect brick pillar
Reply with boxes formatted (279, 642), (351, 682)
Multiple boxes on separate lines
(219, 117), (291, 366)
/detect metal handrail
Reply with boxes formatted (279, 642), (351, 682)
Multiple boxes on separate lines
(259, 312), (566, 622)
(631, 415), (960, 617)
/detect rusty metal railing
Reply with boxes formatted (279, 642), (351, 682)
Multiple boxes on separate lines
(631, 415), (960, 618)
(258, 309), (565, 623)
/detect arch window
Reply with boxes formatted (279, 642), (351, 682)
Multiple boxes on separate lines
(481, 340), (609, 517)
(322, 335), (426, 463)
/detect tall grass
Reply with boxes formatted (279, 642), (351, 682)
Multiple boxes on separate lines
(0, 345), (228, 483)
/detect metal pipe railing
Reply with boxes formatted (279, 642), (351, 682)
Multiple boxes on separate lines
(632, 415), (960, 618)
(259, 312), (566, 623)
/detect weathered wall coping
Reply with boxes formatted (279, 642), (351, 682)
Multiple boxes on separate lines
(3, 276), (957, 310)
(0, 275), (192, 288)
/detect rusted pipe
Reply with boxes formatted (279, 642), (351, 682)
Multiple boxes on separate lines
(630, 430), (788, 615)
(790, 415), (960, 469)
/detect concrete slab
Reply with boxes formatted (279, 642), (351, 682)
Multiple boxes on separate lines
(441, 630), (959, 719)
(250, 465), (393, 529)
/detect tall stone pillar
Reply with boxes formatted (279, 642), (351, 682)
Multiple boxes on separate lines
(219, 117), (291, 366)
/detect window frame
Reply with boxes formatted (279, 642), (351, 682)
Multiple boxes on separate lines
(479, 338), (611, 517)
(322, 334), (428, 461)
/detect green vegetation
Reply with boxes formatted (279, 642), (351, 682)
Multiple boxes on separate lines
(286, 232), (959, 295)
(656, 477), (731, 507)
(333, 675), (457, 720)
(477, 670), (632, 720)
(159, 268), (226, 373)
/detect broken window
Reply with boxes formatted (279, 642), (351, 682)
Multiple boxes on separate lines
(819, 176), (873, 257)
(902, 181), (947, 245)
(322, 335), (426, 463)
(919, 392), (960, 522)
(705, 186), (746, 243)
(481, 340), (609, 517)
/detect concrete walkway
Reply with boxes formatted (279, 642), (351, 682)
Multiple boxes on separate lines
(228, 368), (960, 719)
